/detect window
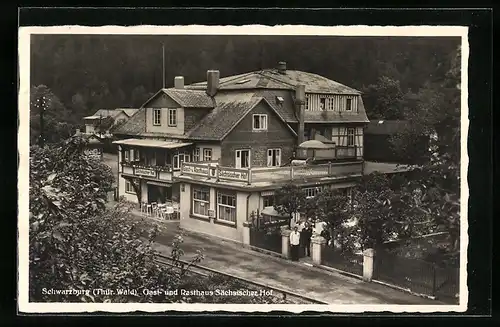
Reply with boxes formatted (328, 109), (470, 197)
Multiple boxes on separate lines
(168, 109), (177, 126)
(153, 109), (161, 126)
(217, 192), (236, 224)
(267, 148), (281, 167)
(174, 153), (191, 169)
(173, 155), (179, 169)
(203, 148), (212, 161)
(328, 97), (335, 111)
(193, 148), (200, 162)
(305, 96), (310, 110)
(193, 187), (210, 217)
(125, 149), (139, 162)
(125, 180), (135, 194)
(263, 195), (274, 208)
(304, 187), (321, 198)
(235, 149), (250, 169)
(347, 128), (355, 146)
(252, 114), (268, 131)
(319, 97), (326, 110)
(346, 98), (352, 111)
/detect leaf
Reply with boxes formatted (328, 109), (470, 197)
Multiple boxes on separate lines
(53, 231), (64, 242)
(47, 173), (57, 183)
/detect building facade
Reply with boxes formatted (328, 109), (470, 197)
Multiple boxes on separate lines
(113, 62), (370, 243)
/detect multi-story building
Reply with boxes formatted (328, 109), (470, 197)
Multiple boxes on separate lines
(113, 62), (369, 242)
(83, 108), (139, 136)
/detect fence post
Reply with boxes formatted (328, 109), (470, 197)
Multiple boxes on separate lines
(247, 167), (252, 185)
(215, 165), (220, 182)
(311, 235), (326, 265)
(362, 248), (375, 282)
(280, 226), (292, 259)
(242, 221), (251, 247)
(207, 163), (211, 179)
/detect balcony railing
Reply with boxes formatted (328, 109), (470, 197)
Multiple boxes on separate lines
(121, 161), (175, 182)
(296, 145), (359, 160)
(180, 160), (363, 185)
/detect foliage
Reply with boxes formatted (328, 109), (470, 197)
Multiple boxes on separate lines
(351, 173), (397, 250)
(93, 116), (115, 135)
(361, 76), (405, 120)
(29, 136), (293, 303)
(30, 85), (76, 145)
(314, 187), (351, 250)
(273, 183), (306, 226)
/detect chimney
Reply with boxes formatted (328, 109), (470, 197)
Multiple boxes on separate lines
(295, 84), (306, 145)
(277, 61), (287, 74)
(206, 70), (220, 97)
(174, 76), (184, 89)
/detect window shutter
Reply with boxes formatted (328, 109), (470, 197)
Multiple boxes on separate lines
(263, 115), (267, 129)
(267, 149), (272, 166)
(124, 150), (129, 161)
(277, 149), (281, 166)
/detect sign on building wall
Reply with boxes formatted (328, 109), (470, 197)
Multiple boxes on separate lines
(134, 168), (156, 177)
(182, 164), (209, 176)
(218, 169), (248, 182)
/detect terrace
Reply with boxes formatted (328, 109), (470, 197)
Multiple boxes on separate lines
(176, 160), (364, 189)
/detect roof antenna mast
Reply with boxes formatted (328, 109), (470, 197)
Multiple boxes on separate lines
(162, 42), (166, 89)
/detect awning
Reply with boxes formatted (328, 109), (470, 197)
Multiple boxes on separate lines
(146, 181), (173, 187)
(113, 138), (193, 149)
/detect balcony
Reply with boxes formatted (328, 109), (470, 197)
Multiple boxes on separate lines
(296, 145), (360, 161)
(178, 160), (364, 188)
(120, 161), (178, 182)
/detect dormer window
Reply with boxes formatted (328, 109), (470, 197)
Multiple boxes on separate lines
(168, 108), (177, 126)
(276, 96), (284, 105)
(153, 108), (161, 126)
(319, 97), (326, 111)
(346, 98), (353, 111)
(253, 114), (268, 131)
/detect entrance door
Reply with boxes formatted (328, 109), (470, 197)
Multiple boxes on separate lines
(235, 149), (250, 169)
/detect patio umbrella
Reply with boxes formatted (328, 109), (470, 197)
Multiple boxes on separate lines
(297, 140), (335, 160)
(298, 140), (333, 149)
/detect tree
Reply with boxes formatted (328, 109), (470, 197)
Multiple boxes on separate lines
(361, 76), (405, 120)
(30, 85), (75, 145)
(93, 116), (115, 135)
(351, 173), (397, 250)
(388, 46), (461, 253)
(314, 188), (351, 251)
(273, 183), (307, 228)
(29, 136), (291, 303)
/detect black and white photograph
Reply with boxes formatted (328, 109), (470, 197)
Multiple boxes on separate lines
(18, 24), (468, 313)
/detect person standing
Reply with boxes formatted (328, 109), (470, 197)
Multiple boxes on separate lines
(289, 226), (301, 261)
(302, 223), (313, 257)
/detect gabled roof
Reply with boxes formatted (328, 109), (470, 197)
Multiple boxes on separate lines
(117, 108), (140, 117)
(112, 108), (146, 136)
(187, 93), (297, 141)
(141, 88), (215, 108)
(256, 90), (298, 123)
(187, 69), (361, 95)
(365, 120), (409, 135)
(89, 109), (131, 119)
